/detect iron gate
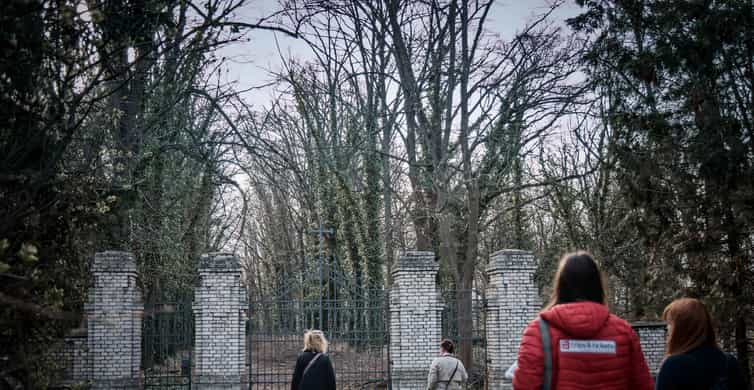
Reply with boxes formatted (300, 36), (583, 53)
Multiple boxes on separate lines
(142, 295), (194, 389)
(441, 289), (487, 389)
(247, 288), (390, 389)
(137, 283), (485, 389)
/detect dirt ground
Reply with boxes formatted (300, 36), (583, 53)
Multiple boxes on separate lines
(248, 334), (389, 389)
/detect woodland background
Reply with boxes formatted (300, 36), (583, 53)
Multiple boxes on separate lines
(0, 0), (752, 387)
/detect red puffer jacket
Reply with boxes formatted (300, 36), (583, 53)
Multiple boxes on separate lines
(513, 301), (654, 390)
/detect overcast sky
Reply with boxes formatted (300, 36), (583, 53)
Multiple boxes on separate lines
(217, 0), (582, 108)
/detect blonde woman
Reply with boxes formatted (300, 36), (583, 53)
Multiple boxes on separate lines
(291, 330), (336, 390)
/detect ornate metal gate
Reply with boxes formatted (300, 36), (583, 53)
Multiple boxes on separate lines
(142, 295), (194, 389)
(247, 274), (390, 388)
(441, 289), (487, 389)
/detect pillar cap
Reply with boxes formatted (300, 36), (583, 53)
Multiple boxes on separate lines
(199, 252), (240, 272)
(93, 251), (136, 273)
(487, 249), (536, 272)
(393, 251), (438, 273)
(631, 321), (666, 329)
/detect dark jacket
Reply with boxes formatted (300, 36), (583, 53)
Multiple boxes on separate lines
(655, 345), (746, 390)
(291, 350), (336, 390)
(514, 301), (654, 390)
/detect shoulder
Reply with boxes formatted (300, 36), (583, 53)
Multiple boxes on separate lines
(520, 316), (547, 345)
(523, 317), (544, 336)
(660, 353), (695, 372)
(431, 355), (451, 364)
(603, 314), (641, 340)
(606, 313), (635, 331)
(656, 354), (688, 387)
(520, 317), (546, 342)
(445, 355), (463, 365)
(297, 351), (316, 362)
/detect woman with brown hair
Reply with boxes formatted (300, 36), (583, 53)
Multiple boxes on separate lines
(513, 251), (654, 390)
(427, 339), (468, 389)
(655, 298), (746, 390)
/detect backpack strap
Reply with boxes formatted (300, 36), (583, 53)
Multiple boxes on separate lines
(539, 318), (553, 390)
(448, 360), (460, 384)
(302, 352), (323, 380)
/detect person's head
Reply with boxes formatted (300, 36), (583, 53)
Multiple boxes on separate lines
(303, 330), (329, 353)
(662, 298), (717, 356)
(547, 251), (607, 309)
(440, 339), (455, 354)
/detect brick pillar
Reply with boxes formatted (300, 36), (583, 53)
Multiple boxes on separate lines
(194, 253), (246, 389)
(486, 249), (540, 389)
(86, 251), (142, 389)
(389, 251), (441, 390)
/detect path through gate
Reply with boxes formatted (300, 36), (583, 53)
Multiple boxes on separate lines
(142, 294), (194, 389)
(248, 287), (389, 389)
(136, 269), (486, 389)
(441, 289), (487, 389)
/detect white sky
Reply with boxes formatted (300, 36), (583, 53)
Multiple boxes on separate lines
(218, 0), (582, 109)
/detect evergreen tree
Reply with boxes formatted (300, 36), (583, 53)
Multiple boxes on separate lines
(570, 0), (754, 382)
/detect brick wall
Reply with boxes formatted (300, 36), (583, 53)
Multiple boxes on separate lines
(50, 248), (669, 389)
(487, 249), (541, 389)
(51, 331), (89, 386)
(86, 251), (142, 389)
(633, 322), (667, 374)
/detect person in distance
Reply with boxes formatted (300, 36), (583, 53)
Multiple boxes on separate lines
(428, 339), (469, 390)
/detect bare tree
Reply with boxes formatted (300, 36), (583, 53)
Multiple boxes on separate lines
(385, 0), (587, 368)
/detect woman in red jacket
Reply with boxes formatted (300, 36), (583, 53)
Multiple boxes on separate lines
(513, 251), (654, 390)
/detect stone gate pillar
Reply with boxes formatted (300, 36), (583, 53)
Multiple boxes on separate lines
(486, 249), (540, 389)
(194, 253), (246, 389)
(86, 251), (142, 389)
(389, 251), (441, 390)
(633, 322), (668, 374)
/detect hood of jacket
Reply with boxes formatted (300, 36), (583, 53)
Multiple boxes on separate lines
(540, 301), (611, 338)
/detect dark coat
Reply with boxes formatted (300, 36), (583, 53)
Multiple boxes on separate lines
(655, 345), (747, 390)
(291, 350), (336, 390)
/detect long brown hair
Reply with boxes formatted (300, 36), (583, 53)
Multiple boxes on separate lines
(662, 298), (718, 356)
(546, 251), (607, 309)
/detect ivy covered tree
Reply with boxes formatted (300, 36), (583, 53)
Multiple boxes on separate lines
(0, 0), (298, 386)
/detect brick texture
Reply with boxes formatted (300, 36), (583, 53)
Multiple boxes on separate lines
(486, 249), (541, 389)
(51, 248), (670, 390)
(390, 251), (441, 390)
(86, 251), (142, 389)
(633, 322), (667, 374)
(194, 252), (247, 390)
